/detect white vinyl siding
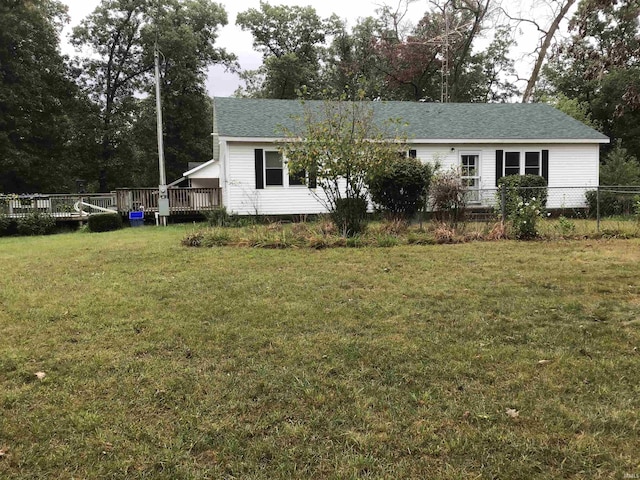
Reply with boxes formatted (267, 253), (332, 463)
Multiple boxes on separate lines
(225, 142), (330, 215)
(405, 144), (599, 209)
(217, 141), (600, 214)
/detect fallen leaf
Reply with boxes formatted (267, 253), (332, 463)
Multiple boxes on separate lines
(35, 371), (46, 380)
(537, 359), (551, 365)
(505, 408), (519, 419)
(0, 447), (8, 458)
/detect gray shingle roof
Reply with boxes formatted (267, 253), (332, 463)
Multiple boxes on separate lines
(213, 97), (609, 142)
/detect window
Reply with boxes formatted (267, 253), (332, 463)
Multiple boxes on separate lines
(397, 150), (417, 158)
(504, 152), (520, 176)
(460, 152), (480, 203)
(525, 152), (541, 175)
(504, 150), (541, 176)
(265, 151), (283, 186)
(288, 168), (306, 186)
(496, 149), (549, 187)
(255, 148), (317, 189)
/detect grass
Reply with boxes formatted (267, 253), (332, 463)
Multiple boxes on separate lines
(1, 226), (639, 479)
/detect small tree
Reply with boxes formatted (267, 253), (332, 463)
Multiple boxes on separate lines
(279, 98), (404, 236)
(368, 156), (434, 220)
(600, 141), (640, 186)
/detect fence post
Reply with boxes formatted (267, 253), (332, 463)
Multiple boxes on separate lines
(501, 184), (507, 223)
(596, 186), (600, 233)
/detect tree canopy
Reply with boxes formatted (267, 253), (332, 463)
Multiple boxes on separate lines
(2, 0), (639, 194)
(0, 0), (81, 192)
(71, 0), (234, 191)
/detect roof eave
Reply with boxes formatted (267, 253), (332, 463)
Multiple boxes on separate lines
(219, 136), (610, 144)
(183, 159), (217, 177)
(410, 138), (610, 144)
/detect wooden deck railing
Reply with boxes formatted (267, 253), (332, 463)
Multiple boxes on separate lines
(0, 193), (117, 219)
(115, 188), (221, 214)
(1, 188), (221, 220)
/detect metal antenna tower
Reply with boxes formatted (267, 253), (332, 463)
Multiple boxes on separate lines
(441, 3), (450, 103)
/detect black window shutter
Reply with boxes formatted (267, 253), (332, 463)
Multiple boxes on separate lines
(495, 149), (504, 186)
(308, 166), (317, 189)
(254, 149), (264, 189)
(542, 150), (549, 183)
(408, 149), (417, 158)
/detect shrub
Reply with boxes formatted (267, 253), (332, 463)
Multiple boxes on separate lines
(585, 190), (640, 217)
(203, 207), (231, 227)
(430, 169), (467, 226)
(368, 157), (433, 219)
(555, 216), (576, 237)
(88, 214), (123, 233)
(331, 197), (368, 237)
(0, 215), (18, 237)
(510, 197), (544, 240)
(16, 212), (56, 236)
(433, 222), (458, 244)
(600, 141), (640, 186)
(497, 175), (548, 217)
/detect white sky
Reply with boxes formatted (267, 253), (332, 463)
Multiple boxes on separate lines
(60, 0), (563, 98)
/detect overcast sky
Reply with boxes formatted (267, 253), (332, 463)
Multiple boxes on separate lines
(60, 1), (559, 98)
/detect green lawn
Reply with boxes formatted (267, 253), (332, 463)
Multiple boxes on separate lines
(1, 226), (639, 479)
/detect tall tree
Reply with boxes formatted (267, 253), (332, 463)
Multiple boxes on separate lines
(72, 0), (233, 191)
(369, 0), (499, 102)
(236, 1), (340, 99)
(0, 0), (82, 192)
(543, 0), (640, 158)
(130, 0), (230, 185)
(322, 17), (388, 100)
(501, 0), (578, 102)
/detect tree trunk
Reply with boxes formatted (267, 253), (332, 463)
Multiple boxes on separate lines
(522, 0), (577, 103)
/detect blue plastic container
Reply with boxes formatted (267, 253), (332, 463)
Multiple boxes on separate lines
(129, 210), (144, 227)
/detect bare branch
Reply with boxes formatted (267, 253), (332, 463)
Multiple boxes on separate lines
(522, 0), (577, 102)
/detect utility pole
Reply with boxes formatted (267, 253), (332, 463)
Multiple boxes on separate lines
(155, 40), (169, 225)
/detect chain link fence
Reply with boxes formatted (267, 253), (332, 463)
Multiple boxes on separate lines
(456, 185), (640, 237)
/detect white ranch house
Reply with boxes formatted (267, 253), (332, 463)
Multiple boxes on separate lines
(183, 98), (609, 215)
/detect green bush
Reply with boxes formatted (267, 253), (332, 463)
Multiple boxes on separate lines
(510, 198), (544, 240)
(555, 216), (576, 237)
(367, 157), (433, 219)
(497, 175), (548, 217)
(0, 216), (18, 237)
(332, 197), (368, 237)
(202, 207), (252, 227)
(203, 207), (231, 227)
(88, 214), (123, 233)
(585, 190), (640, 217)
(16, 212), (56, 236)
(600, 141), (640, 186)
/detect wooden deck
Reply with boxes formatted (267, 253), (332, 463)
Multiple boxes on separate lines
(0, 188), (222, 221)
(115, 188), (221, 214)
